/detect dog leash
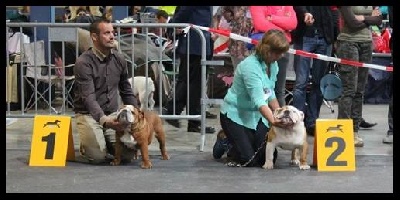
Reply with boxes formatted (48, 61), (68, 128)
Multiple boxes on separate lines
(226, 140), (267, 167)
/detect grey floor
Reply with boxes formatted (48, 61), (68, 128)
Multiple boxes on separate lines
(6, 104), (393, 193)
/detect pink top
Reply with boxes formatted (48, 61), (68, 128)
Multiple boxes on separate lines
(249, 6), (297, 43)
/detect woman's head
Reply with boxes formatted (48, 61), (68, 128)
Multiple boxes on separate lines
(255, 29), (289, 64)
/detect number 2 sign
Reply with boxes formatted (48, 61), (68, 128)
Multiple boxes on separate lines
(313, 119), (356, 171)
(29, 115), (75, 167)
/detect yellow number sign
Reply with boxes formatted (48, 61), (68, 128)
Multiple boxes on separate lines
(313, 119), (355, 171)
(29, 115), (75, 167)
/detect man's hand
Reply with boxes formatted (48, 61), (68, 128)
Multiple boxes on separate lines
(355, 15), (365, 21)
(372, 7), (382, 17)
(304, 13), (314, 26)
(104, 118), (126, 132)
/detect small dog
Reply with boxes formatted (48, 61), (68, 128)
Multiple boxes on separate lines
(128, 76), (156, 111)
(111, 105), (169, 169)
(43, 120), (61, 128)
(262, 105), (310, 170)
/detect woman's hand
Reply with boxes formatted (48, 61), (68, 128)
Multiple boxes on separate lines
(271, 118), (294, 129)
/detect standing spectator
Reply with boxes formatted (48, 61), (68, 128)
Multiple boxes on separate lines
(215, 29), (291, 167)
(155, 9), (171, 37)
(336, 6), (382, 147)
(213, 6), (253, 72)
(155, 9), (170, 24)
(73, 19), (140, 164)
(291, 6), (337, 135)
(249, 6), (297, 107)
(382, 5), (393, 144)
(163, 6), (216, 134)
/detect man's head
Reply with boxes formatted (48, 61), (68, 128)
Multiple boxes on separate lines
(156, 9), (169, 23)
(89, 19), (115, 52)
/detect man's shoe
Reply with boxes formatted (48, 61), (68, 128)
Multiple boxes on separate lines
(162, 107), (181, 128)
(206, 111), (217, 119)
(213, 130), (230, 159)
(306, 125), (316, 136)
(382, 135), (393, 144)
(165, 119), (180, 128)
(187, 125), (216, 134)
(359, 118), (377, 129)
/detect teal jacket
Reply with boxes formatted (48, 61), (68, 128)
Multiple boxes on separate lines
(220, 54), (278, 130)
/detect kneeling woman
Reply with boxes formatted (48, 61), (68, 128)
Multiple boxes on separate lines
(217, 29), (291, 167)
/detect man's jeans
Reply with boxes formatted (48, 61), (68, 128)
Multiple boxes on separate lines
(292, 36), (332, 128)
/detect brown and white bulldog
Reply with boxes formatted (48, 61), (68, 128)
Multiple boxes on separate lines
(111, 105), (170, 169)
(262, 105), (310, 170)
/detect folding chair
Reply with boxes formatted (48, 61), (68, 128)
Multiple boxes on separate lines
(23, 39), (75, 114)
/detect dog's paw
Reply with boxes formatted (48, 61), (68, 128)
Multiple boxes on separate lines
(141, 161), (153, 169)
(262, 160), (274, 170)
(290, 159), (300, 166)
(299, 164), (311, 170)
(110, 159), (121, 166)
(133, 150), (139, 160)
(161, 154), (170, 160)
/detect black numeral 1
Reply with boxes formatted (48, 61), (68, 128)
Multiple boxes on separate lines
(41, 132), (56, 159)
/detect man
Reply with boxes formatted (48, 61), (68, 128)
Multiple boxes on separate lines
(291, 6), (337, 136)
(73, 19), (140, 164)
(163, 6), (216, 133)
(155, 9), (170, 24)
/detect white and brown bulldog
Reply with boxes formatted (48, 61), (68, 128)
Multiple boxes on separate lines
(262, 105), (310, 170)
(112, 105), (169, 169)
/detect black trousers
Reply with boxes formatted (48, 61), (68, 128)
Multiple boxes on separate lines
(166, 54), (203, 126)
(220, 113), (268, 167)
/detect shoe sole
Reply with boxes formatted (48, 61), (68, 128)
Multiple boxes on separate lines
(354, 142), (364, 147)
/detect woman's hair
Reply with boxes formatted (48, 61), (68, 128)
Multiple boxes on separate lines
(255, 29), (289, 63)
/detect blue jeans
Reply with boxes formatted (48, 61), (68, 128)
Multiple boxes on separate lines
(292, 36), (332, 128)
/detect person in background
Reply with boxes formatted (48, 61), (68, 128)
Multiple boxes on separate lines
(336, 6), (382, 147)
(156, 9), (170, 24)
(291, 6), (337, 136)
(73, 19), (140, 164)
(249, 6), (297, 107)
(162, 6), (216, 134)
(215, 29), (292, 167)
(155, 9), (171, 37)
(382, 5), (393, 144)
(333, 6), (377, 130)
(213, 6), (253, 72)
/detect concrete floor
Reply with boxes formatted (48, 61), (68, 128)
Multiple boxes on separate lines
(6, 104), (394, 193)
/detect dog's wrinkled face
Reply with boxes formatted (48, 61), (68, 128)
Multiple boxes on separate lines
(274, 105), (304, 124)
(117, 105), (135, 126)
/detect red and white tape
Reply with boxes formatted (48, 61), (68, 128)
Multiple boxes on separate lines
(188, 24), (393, 72)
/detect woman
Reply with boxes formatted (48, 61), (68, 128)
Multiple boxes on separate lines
(336, 6), (382, 147)
(216, 29), (291, 167)
(249, 6), (297, 107)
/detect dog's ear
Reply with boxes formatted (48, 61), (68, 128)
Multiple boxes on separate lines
(125, 105), (135, 112)
(297, 110), (304, 121)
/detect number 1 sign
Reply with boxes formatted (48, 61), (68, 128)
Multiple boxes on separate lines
(313, 119), (356, 171)
(29, 115), (75, 167)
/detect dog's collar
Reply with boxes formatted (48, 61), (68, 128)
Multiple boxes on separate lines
(132, 111), (146, 133)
